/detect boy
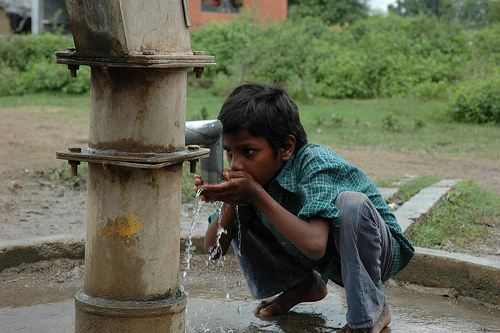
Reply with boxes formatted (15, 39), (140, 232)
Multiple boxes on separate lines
(194, 83), (414, 333)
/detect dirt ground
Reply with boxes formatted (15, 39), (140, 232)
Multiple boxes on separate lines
(1, 107), (500, 258)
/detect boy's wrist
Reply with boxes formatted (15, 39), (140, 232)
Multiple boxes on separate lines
(221, 202), (237, 222)
(249, 186), (270, 210)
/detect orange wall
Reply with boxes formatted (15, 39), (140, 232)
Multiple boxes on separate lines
(188, 0), (287, 27)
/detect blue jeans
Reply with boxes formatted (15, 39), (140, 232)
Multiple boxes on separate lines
(232, 191), (394, 330)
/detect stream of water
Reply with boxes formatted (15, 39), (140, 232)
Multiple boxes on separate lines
(181, 187), (248, 331)
(182, 188), (205, 292)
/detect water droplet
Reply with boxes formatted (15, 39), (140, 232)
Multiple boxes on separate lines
(181, 188), (205, 292)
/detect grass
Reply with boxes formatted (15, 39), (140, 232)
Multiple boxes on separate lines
(373, 177), (403, 188)
(2, 88), (500, 251)
(373, 174), (443, 203)
(2, 88), (500, 160)
(0, 92), (91, 124)
(377, 175), (500, 252)
(300, 97), (500, 159)
(51, 161), (88, 183)
(392, 174), (442, 203)
(406, 180), (500, 250)
(186, 87), (227, 121)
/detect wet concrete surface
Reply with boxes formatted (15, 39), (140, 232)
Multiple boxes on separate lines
(1, 255), (500, 333)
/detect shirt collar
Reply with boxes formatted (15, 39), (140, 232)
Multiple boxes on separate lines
(272, 152), (298, 193)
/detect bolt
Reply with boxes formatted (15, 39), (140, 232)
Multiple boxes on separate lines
(68, 147), (81, 153)
(142, 50), (155, 55)
(68, 64), (79, 78)
(192, 52), (206, 78)
(68, 160), (80, 177)
(190, 160), (199, 173)
(194, 67), (204, 79)
(187, 145), (200, 150)
(67, 47), (76, 52)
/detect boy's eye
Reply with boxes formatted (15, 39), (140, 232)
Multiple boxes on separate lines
(243, 148), (255, 155)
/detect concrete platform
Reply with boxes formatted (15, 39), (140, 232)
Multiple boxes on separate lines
(2, 267), (500, 333)
(1, 180), (500, 307)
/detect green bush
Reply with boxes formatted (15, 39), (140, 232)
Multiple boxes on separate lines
(0, 33), (90, 96)
(465, 24), (500, 77)
(238, 17), (328, 101)
(1, 14), (499, 104)
(448, 75), (500, 124)
(191, 14), (475, 100)
(190, 14), (265, 79)
(309, 15), (468, 99)
(0, 33), (69, 71)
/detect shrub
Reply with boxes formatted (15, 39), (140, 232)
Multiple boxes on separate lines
(1, 15), (499, 103)
(464, 24), (500, 78)
(448, 75), (500, 124)
(0, 33), (90, 96)
(190, 14), (264, 79)
(0, 33), (71, 71)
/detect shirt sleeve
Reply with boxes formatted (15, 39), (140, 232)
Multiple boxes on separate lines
(295, 153), (344, 232)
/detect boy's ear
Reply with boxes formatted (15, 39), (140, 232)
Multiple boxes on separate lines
(280, 135), (296, 161)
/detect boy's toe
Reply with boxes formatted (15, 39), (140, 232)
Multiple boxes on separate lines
(258, 304), (278, 316)
(254, 301), (270, 314)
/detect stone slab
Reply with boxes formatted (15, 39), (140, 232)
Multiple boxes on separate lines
(396, 247), (500, 305)
(394, 179), (461, 232)
(377, 187), (399, 201)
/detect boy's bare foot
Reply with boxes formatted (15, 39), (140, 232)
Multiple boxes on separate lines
(337, 302), (391, 333)
(254, 271), (327, 316)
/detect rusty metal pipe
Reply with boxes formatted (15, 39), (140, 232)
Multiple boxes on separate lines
(186, 120), (223, 184)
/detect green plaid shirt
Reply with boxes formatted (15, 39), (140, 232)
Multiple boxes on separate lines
(219, 143), (414, 282)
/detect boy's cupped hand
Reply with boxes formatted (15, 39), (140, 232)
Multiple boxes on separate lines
(193, 168), (261, 204)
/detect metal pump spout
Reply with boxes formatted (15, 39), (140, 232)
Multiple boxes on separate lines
(186, 120), (223, 185)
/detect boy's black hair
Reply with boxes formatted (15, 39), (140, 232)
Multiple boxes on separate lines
(218, 82), (308, 157)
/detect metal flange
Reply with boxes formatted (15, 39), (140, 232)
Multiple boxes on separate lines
(57, 146), (210, 170)
(55, 49), (216, 70)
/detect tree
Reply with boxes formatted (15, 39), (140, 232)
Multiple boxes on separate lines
(389, 0), (443, 16)
(288, 0), (369, 25)
(389, 0), (500, 26)
(454, 0), (492, 26)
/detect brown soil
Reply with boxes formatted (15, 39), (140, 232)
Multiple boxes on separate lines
(1, 107), (499, 258)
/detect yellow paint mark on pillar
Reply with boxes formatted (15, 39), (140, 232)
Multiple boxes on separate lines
(98, 212), (144, 239)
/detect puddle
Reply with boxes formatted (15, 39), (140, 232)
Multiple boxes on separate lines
(1, 267), (500, 332)
(185, 290), (346, 333)
(0, 286), (80, 308)
(184, 281), (500, 333)
(1, 300), (75, 333)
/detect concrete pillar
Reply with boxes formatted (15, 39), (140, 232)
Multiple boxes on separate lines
(75, 42), (189, 333)
(56, 0), (215, 331)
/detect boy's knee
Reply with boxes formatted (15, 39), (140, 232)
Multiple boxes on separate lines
(335, 192), (371, 236)
(335, 191), (368, 213)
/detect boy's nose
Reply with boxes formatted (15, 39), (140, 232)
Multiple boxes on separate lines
(229, 155), (244, 171)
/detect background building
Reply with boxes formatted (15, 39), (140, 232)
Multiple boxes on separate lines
(0, 0), (287, 35)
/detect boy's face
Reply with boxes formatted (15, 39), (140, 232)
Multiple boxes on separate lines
(223, 130), (290, 188)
